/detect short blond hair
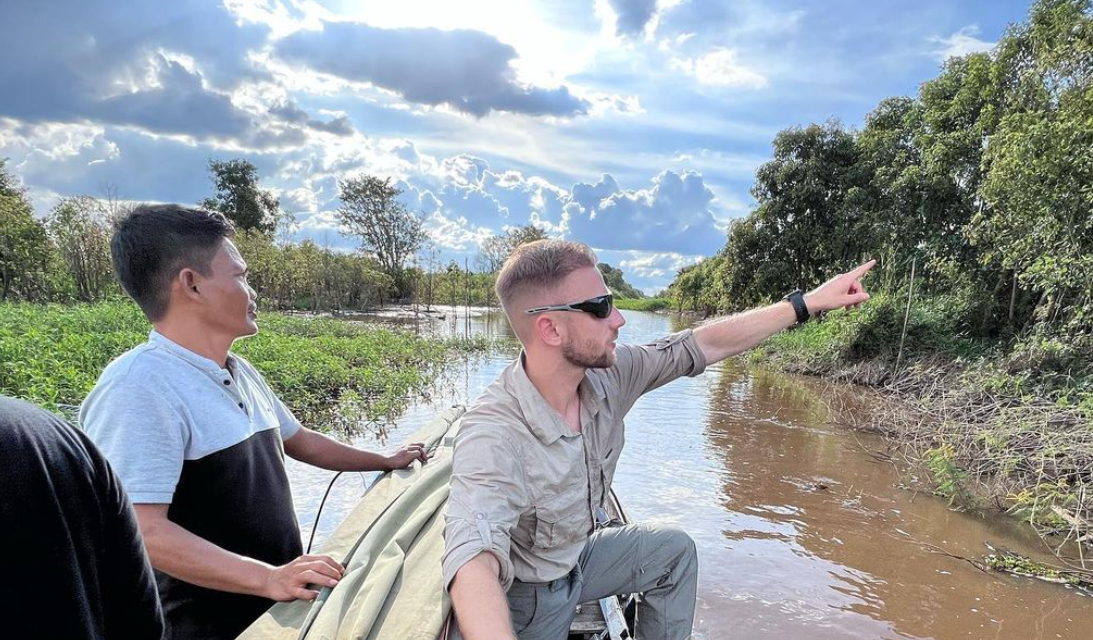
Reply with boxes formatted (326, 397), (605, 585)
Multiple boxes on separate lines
(496, 240), (598, 312)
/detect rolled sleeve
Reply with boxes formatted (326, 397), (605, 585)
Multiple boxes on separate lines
(443, 424), (527, 592)
(610, 329), (708, 410)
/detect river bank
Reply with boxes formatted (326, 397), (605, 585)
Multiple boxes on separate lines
(290, 307), (1093, 639)
(748, 293), (1093, 573)
(0, 300), (490, 429)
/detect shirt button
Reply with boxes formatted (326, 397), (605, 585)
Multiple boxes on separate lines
(238, 402), (245, 410)
(476, 514), (485, 520)
(224, 380), (231, 386)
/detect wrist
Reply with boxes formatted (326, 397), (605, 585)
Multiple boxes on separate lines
(783, 290), (811, 324)
(802, 292), (819, 314)
(249, 561), (277, 599)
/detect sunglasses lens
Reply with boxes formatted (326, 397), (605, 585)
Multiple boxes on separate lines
(576, 295), (613, 318)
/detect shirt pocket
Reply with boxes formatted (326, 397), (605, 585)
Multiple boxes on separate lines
(533, 493), (591, 549)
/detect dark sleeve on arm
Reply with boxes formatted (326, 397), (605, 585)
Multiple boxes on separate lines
(90, 436), (165, 640)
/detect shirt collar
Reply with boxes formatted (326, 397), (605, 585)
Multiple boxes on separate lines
(148, 330), (235, 375)
(507, 353), (606, 445)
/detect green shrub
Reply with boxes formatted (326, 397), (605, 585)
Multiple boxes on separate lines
(0, 301), (488, 431)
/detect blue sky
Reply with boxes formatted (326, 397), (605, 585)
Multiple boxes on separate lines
(0, 0), (1033, 293)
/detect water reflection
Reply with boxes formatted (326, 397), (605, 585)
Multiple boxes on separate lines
(287, 309), (1093, 640)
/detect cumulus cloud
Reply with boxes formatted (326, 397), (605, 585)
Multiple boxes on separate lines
(597, 248), (705, 295)
(608, 0), (659, 37)
(565, 170), (725, 254)
(0, 0), (276, 142)
(92, 55), (260, 139)
(274, 21), (590, 117)
(619, 251), (699, 280)
(672, 48), (768, 88)
(931, 25), (996, 61)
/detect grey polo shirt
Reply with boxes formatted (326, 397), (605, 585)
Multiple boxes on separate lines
(81, 331), (301, 504)
(442, 329), (707, 591)
(80, 330), (305, 640)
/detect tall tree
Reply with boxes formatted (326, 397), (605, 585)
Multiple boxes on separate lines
(750, 121), (871, 291)
(201, 159), (280, 233)
(336, 175), (425, 298)
(45, 197), (116, 302)
(0, 161), (52, 301)
(476, 224), (549, 273)
(598, 263), (644, 298)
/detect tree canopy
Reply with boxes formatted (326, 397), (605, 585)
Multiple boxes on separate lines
(666, 0), (1093, 338)
(336, 175), (426, 299)
(200, 159), (281, 233)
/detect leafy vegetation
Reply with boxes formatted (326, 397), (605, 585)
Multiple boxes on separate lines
(201, 158), (282, 234)
(599, 263), (644, 299)
(0, 300), (488, 431)
(336, 175), (427, 298)
(615, 297), (671, 312)
(698, 0), (1093, 553)
(667, 0), (1093, 344)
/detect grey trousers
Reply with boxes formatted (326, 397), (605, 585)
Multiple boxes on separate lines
(508, 524), (698, 640)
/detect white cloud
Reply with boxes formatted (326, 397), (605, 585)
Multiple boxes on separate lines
(619, 251), (699, 279)
(931, 25), (996, 61)
(565, 170), (725, 254)
(424, 211), (495, 251)
(673, 48), (768, 88)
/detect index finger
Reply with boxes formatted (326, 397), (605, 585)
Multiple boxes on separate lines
(302, 554), (345, 575)
(850, 259), (877, 278)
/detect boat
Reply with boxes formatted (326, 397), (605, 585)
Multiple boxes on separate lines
(240, 407), (638, 640)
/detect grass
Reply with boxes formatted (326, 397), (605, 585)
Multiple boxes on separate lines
(0, 300), (490, 431)
(615, 297), (672, 312)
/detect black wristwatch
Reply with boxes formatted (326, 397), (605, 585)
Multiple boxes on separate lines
(783, 290), (810, 324)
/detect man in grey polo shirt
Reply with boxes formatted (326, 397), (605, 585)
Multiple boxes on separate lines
(443, 240), (874, 639)
(81, 204), (429, 640)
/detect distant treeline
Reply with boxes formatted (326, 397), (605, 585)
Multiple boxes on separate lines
(667, 0), (1093, 341)
(0, 158), (646, 311)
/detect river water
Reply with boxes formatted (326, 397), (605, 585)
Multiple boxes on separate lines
(286, 308), (1093, 639)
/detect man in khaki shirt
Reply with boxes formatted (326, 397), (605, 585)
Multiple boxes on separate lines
(443, 240), (874, 639)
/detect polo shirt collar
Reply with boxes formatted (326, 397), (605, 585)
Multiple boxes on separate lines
(148, 330), (235, 375)
(509, 353), (606, 445)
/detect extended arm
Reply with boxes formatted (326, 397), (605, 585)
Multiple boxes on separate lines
(450, 552), (517, 640)
(283, 426), (427, 471)
(134, 504), (344, 601)
(695, 260), (875, 365)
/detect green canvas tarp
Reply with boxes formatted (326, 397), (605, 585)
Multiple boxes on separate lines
(239, 406), (464, 640)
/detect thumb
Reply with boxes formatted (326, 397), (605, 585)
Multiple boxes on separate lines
(848, 292), (870, 305)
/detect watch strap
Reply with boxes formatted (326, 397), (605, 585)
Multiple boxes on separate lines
(784, 290), (810, 324)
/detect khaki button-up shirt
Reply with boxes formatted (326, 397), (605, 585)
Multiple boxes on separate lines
(442, 329), (707, 591)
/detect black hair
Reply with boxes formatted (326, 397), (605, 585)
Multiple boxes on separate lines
(111, 204), (235, 321)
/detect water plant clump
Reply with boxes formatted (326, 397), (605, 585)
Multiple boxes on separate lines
(614, 297), (673, 313)
(0, 300), (490, 432)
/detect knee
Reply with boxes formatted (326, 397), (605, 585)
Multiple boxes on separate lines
(648, 524), (697, 561)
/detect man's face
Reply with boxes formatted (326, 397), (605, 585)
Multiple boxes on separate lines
(196, 238), (258, 339)
(556, 267), (627, 369)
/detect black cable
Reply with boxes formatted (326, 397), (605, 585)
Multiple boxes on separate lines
(306, 471), (345, 554)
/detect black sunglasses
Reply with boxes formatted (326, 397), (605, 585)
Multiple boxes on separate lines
(524, 294), (615, 319)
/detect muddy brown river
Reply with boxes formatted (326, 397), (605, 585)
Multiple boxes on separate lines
(287, 309), (1093, 639)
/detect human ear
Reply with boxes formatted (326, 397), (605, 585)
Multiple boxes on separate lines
(536, 314), (564, 347)
(179, 268), (202, 300)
